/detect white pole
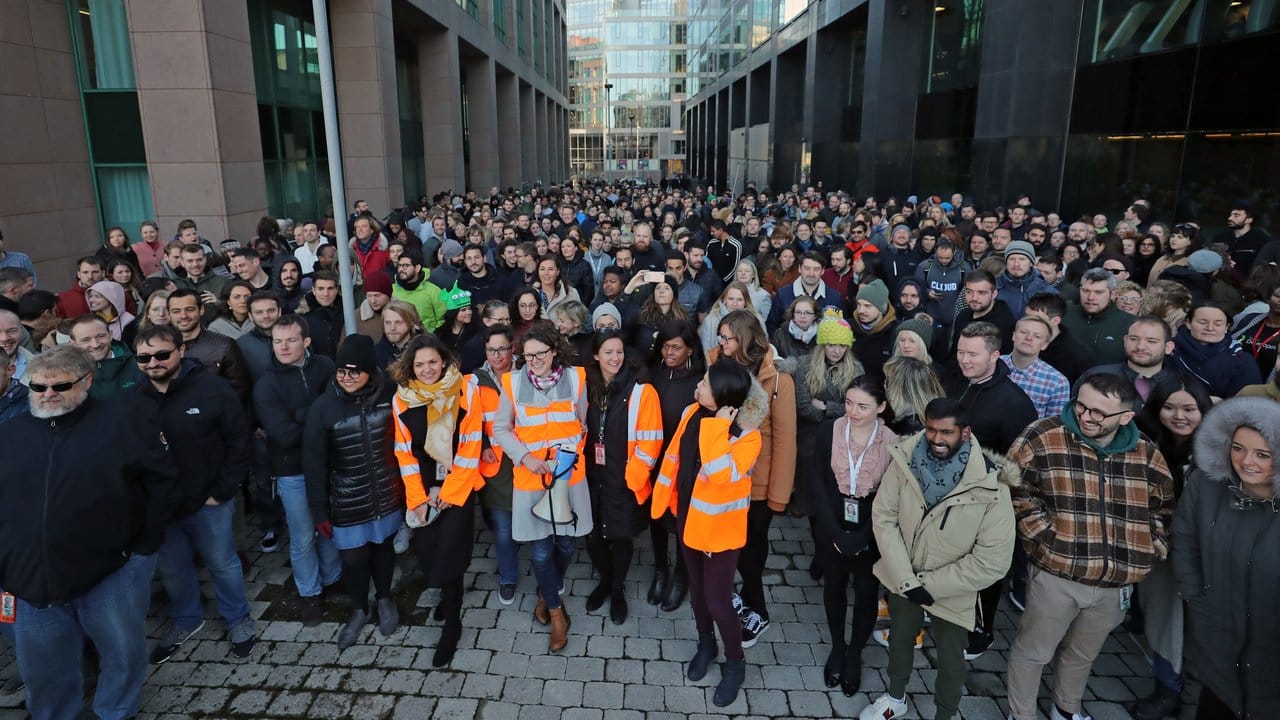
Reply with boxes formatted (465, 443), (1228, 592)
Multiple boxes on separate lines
(312, 0), (358, 336)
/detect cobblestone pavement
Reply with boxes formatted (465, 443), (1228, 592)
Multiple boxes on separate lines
(0, 514), (1196, 719)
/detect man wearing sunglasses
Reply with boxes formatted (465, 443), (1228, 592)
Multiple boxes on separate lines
(0, 345), (176, 720)
(1004, 373), (1175, 720)
(128, 325), (256, 665)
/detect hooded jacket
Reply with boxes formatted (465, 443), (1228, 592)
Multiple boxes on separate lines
(995, 268), (1055, 320)
(129, 360), (251, 519)
(350, 234), (390, 282)
(1173, 397), (1280, 720)
(0, 397), (177, 608)
(1062, 303), (1133, 366)
(89, 281), (137, 343)
(89, 342), (143, 400)
(393, 271), (445, 332)
(1170, 325), (1262, 398)
(560, 254), (596, 307)
(915, 254), (971, 325)
(302, 292), (345, 359)
(852, 306), (898, 378)
(707, 347), (796, 512)
(872, 433), (1016, 631)
(273, 258), (307, 314)
(950, 361), (1038, 455)
(1008, 410), (1175, 588)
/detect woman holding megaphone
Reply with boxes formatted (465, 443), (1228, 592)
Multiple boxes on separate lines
(493, 321), (592, 653)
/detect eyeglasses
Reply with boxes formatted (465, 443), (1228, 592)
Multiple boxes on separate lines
(1103, 267), (1126, 275)
(135, 350), (176, 364)
(717, 333), (737, 345)
(485, 346), (513, 355)
(29, 373), (88, 394)
(521, 348), (553, 363)
(792, 309), (815, 317)
(1072, 400), (1130, 422)
(335, 368), (365, 379)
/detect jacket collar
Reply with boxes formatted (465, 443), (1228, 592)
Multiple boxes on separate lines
(892, 432), (1002, 495)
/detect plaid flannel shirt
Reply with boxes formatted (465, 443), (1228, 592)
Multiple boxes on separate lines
(1002, 355), (1071, 420)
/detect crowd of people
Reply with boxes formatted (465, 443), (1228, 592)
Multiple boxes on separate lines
(0, 183), (1278, 720)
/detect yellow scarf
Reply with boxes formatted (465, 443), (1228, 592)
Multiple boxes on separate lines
(395, 365), (463, 466)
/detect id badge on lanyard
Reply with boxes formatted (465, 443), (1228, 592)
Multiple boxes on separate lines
(842, 497), (860, 524)
(843, 420), (878, 523)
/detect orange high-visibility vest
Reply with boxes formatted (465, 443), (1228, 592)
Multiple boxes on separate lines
(391, 390), (465, 511)
(651, 403), (761, 553)
(625, 383), (664, 504)
(440, 373), (502, 506)
(501, 366), (588, 492)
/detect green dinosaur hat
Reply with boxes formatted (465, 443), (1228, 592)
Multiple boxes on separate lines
(440, 282), (472, 311)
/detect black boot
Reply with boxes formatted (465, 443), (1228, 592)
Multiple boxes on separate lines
(647, 566), (669, 605)
(432, 621), (462, 668)
(687, 633), (718, 681)
(585, 582), (611, 612)
(713, 658), (746, 707)
(1131, 683), (1182, 720)
(823, 646), (843, 688)
(609, 591), (628, 625)
(840, 646), (863, 697)
(661, 565), (689, 612)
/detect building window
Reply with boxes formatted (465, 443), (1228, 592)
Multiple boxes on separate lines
(924, 0), (984, 93)
(396, 37), (426, 202)
(518, 0), (528, 59)
(67, 0), (154, 236)
(458, 0), (481, 20)
(494, 0), (508, 43)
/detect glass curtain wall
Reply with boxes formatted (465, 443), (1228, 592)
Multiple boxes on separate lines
(396, 37), (426, 204)
(66, 0), (155, 238)
(248, 0), (329, 223)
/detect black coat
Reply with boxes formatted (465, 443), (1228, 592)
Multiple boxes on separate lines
(810, 419), (880, 561)
(184, 328), (251, 407)
(0, 397), (177, 607)
(253, 353), (335, 477)
(303, 294), (345, 359)
(561, 255), (596, 307)
(586, 367), (650, 539)
(852, 319), (897, 378)
(303, 377), (403, 526)
(395, 403), (472, 585)
(649, 362), (701, 458)
(129, 361), (251, 519)
(948, 361), (1038, 454)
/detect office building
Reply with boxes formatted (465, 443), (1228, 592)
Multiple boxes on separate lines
(1, 0), (568, 280)
(685, 0), (1279, 223)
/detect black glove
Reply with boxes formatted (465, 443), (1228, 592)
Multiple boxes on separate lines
(904, 586), (935, 606)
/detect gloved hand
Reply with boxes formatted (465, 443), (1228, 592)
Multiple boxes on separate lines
(315, 520), (333, 539)
(904, 586), (935, 607)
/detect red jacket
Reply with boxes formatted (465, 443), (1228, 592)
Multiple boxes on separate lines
(56, 284), (90, 319)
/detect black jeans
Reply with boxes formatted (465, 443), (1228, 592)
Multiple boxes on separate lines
(1196, 687), (1240, 720)
(822, 552), (879, 656)
(736, 500), (774, 620)
(339, 538), (396, 613)
(585, 533), (634, 594)
(684, 545), (744, 660)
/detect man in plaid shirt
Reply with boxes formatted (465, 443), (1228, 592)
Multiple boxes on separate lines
(1003, 373), (1175, 720)
(1001, 315), (1071, 419)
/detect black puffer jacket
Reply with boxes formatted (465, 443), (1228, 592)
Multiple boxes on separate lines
(303, 376), (403, 526)
(253, 352), (335, 477)
(560, 255), (596, 306)
(0, 397), (177, 607)
(185, 328), (251, 407)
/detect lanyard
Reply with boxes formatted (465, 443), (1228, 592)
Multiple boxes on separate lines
(843, 419), (879, 495)
(1249, 321), (1280, 360)
(597, 394), (608, 444)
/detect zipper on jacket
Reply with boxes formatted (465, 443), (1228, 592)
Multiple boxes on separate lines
(1096, 451), (1109, 582)
(40, 419), (63, 606)
(939, 506), (954, 532)
(912, 486), (982, 548)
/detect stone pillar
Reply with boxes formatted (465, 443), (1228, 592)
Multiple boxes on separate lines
(129, 0), (268, 242)
(420, 28), (465, 194)
(331, 0), (403, 213)
(859, 0), (928, 197)
(520, 82), (537, 183)
(535, 94), (549, 183)
(463, 55), (500, 190)
(497, 71), (522, 189)
(0, 0), (98, 281)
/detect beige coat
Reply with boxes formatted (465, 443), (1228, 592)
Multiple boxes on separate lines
(872, 434), (1016, 631)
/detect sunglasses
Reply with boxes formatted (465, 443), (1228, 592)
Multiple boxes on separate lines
(135, 350), (176, 364)
(30, 373), (89, 394)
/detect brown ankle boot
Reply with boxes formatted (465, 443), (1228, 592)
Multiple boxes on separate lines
(548, 607), (569, 652)
(534, 593), (549, 625)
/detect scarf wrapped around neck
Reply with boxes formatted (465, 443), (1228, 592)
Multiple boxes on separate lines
(830, 417), (897, 497)
(788, 320), (818, 344)
(528, 362), (565, 392)
(395, 365), (463, 466)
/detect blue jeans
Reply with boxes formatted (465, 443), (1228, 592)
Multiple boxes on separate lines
(13, 554), (156, 720)
(486, 508), (519, 586)
(1153, 653), (1182, 692)
(277, 474), (341, 597)
(156, 500), (251, 635)
(529, 535), (575, 610)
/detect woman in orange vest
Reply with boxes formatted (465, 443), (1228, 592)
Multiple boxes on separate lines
(651, 358), (767, 708)
(583, 329), (663, 625)
(492, 321), (592, 652)
(389, 334), (470, 669)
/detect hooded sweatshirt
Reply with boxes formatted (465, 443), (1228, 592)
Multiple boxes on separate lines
(89, 280), (136, 342)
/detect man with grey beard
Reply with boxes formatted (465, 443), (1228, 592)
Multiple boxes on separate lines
(0, 345), (176, 720)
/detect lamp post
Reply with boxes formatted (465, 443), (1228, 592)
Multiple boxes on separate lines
(628, 111), (636, 170)
(604, 82), (613, 177)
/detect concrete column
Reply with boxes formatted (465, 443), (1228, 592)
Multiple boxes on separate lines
(420, 29), (465, 193)
(463, 55), (500, 190)
(497, 71), (522, 189)
(129, 0), (268, 242)
(331, 0), (403, 214)
(520, 82), (537, 183)
(536, 94), (549, 183)
(859, 0), (928, 197)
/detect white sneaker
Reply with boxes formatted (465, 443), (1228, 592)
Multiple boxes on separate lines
(1050, 707), (1092, 720)
(859, 693), (910, 720)
(393, 524), (412, 554)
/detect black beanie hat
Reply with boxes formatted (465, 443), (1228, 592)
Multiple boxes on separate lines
(335, 334), (378, 376)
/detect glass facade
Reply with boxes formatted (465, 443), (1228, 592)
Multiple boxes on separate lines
(248, 0), (330, 223)
(494, 0), (508, 44)
(924, 0), (984, 93)
(396, 37), (426, 203)
(66, 0), (155, 237)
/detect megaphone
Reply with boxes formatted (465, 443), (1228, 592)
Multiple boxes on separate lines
(532, 446), (579, 527)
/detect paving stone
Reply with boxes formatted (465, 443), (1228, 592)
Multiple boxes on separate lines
(435, 697), (481, 720)
(349, 693), (397, 720)
(461, 672), (506, 699)
(542, 679), (585, 706)
(265, 689), (312, 716)
(380, 669), (425, 694)
(302, 667), (347, 691)
(502, 677), (545, 704)
(308, 691), (355, 719)
(392, 696), (437, 720)
(664, 686), (707, 714)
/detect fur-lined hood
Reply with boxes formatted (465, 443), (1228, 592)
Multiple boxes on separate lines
(349, 234), (389, 253)
(1193, 396), (1280, 493)
(735, 376), (770, 432)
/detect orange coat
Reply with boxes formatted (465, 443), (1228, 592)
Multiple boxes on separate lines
(624, 383), (664, 504)
(439, 374), (504, 506)
(651, 404), (762, 553)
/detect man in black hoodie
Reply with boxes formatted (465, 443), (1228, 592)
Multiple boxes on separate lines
(130, 325), (256, 664)
(253, 315), (341, 625)
(0, 345), (176, 720)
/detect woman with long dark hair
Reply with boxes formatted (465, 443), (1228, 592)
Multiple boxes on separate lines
(644, 320), (706, 611)
(583, 330), (663, 624)
(628, 275), (689, 356)
(508, 285), (543, 350)
(390, 334), (471, 668)
(1149, 223), (1202, 282)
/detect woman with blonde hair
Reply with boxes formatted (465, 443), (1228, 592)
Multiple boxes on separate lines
(137, 289), (172, 332)
(882, 355), (944, 434)
(700, 282), (759, 352)
(732, 260), (772, 318)
(794, 312), (864, 523)
(890, 316), (934, 366)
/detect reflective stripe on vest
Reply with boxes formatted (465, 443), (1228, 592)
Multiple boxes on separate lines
(689, 495), (751, 516)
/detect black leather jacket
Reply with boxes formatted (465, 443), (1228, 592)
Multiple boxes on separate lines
(302, 375), (404, 526)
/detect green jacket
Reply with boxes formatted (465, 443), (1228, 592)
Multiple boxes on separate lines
(393, 275), (445, 331)
(872, 434), (1016, 631)
(1061, 303), (1133, 366)
(90, 343), (143, 400)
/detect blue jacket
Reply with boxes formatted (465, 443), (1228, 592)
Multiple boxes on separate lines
(0, 381), (28, 425)
(767, 279), (843, 335)
(996, 269), (1056, 320)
